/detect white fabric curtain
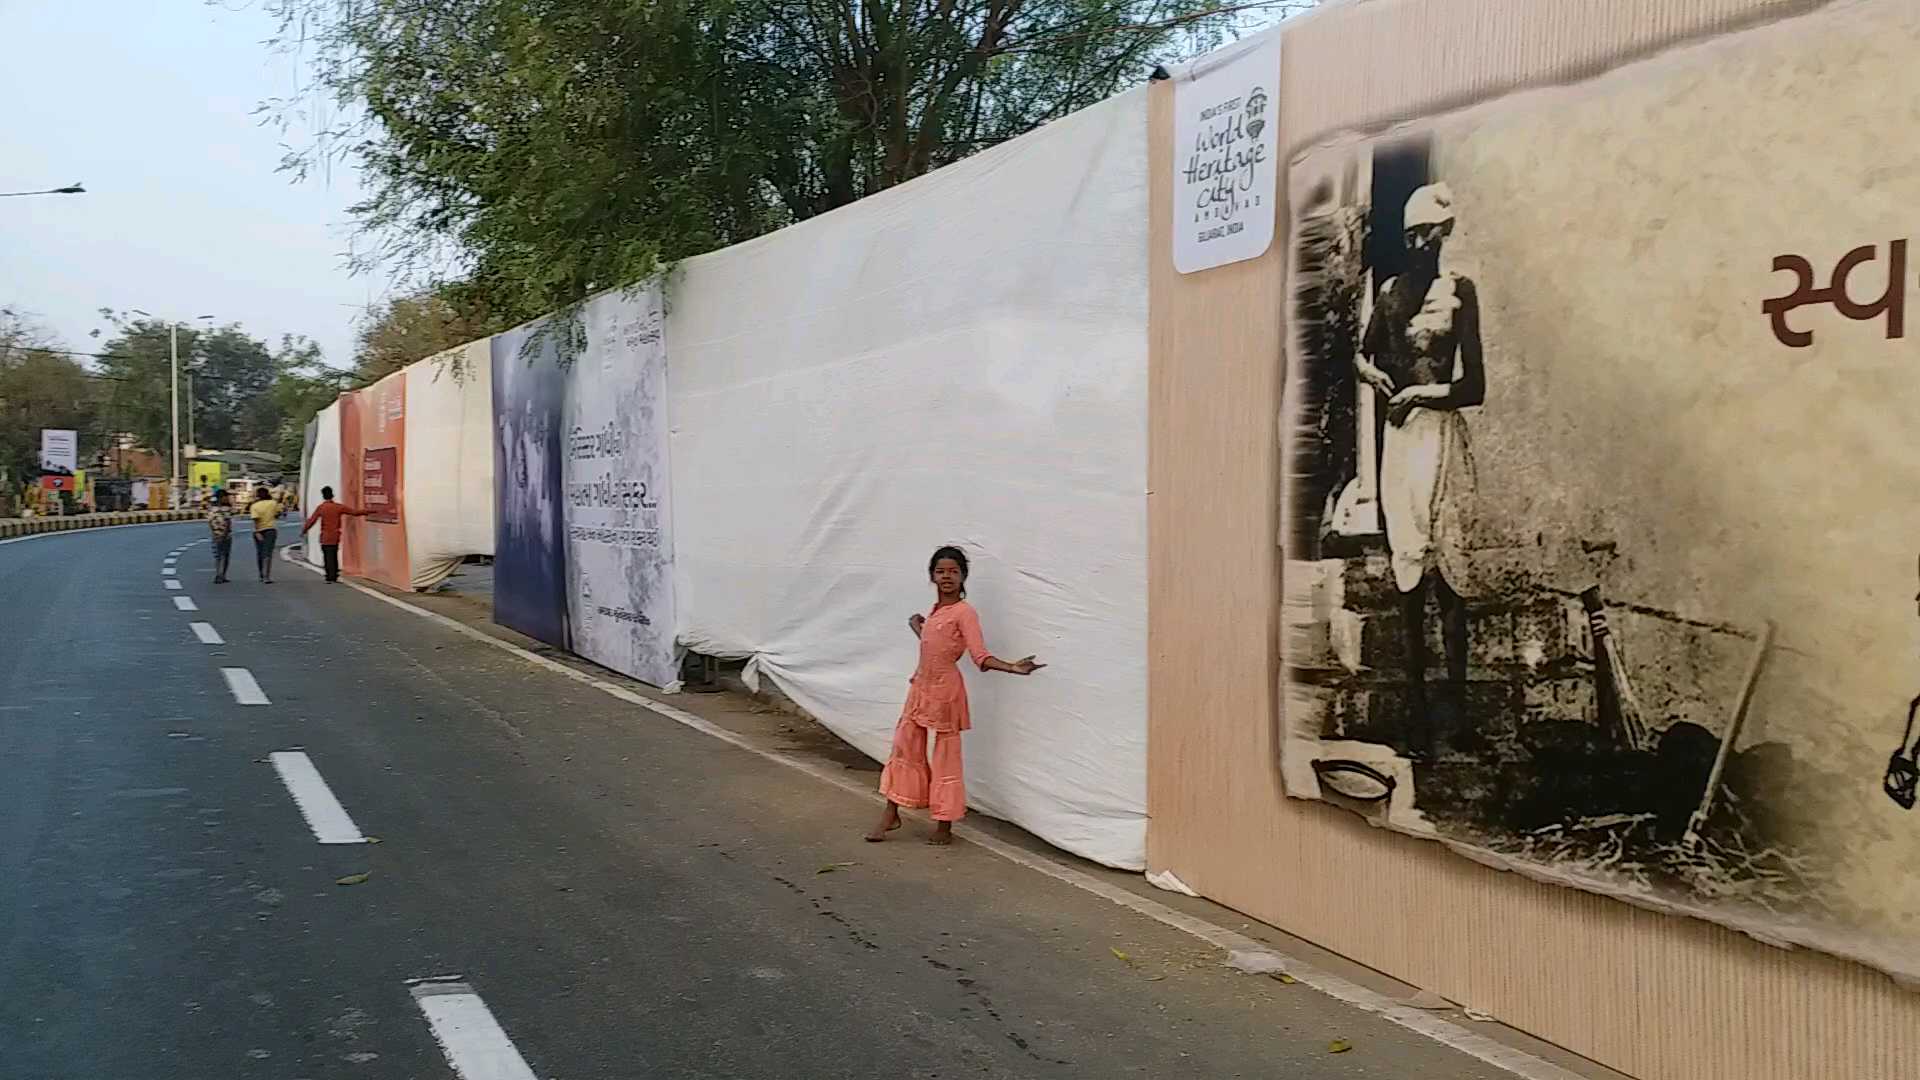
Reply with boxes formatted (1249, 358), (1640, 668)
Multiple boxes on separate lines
(404, 341), (496, 589)
(302, 401), (342, 565)
(666, 89), (1151, 868)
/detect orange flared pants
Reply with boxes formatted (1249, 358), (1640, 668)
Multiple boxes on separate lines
(878, 715), (966, 822)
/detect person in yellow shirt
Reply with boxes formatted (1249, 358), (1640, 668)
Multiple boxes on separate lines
(247, 485), (282, 584)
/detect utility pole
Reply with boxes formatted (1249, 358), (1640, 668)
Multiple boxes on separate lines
(134, 311), (213, 507)
(170, 324), (180, 501)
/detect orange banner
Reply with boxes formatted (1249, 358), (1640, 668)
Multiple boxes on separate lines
(339, 372), (409, 588)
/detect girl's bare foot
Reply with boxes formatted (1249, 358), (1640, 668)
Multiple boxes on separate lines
(864, 804), (903, 842)
(927, 822), (954, 846)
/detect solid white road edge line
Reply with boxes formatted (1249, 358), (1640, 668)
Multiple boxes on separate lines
(220, 667), (270, 706)
(267, 751), (367, 844)
(190, 622), (224, 645)
(172, 596), (198, 611)
(410, 982), (538, 1080)
(279, 547), (1584, 1080)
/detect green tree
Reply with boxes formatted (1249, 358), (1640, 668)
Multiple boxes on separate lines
(0, 310), (100, 490)
(268, 338), (350, 464)
(92, 311), (342, 460)
(265, 0), (1308, 328)
(88, 314), (180, 457)
(194, 327), (280, 449)
(351, 288), (503, 385)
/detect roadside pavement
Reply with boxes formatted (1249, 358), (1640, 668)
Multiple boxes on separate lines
(0, 520), (1613, 1079)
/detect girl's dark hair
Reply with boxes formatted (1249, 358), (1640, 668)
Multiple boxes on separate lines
(929, 545), (969, 596)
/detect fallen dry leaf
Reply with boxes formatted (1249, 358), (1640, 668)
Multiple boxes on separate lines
(816, 861), (857, 875)
(1328, 1039), (1352, 1054)
(364, 836), (383, 845)
(335, 872), (372, 887)
(1110, 947), (1135, 966)
(1270, 973), (1298, 985)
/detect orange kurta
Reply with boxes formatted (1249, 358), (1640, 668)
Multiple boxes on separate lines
(880, 600), (991, 821)
(901, 600), (991, 732)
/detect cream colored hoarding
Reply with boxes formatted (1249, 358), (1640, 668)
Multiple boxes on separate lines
(1282, 0), (1920, 982)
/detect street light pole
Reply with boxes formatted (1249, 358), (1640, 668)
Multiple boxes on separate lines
(133, 310), (213, 508)
(169, 324), (181, 502)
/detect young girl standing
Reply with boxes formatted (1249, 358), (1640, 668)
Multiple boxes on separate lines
(866, 546), (1043, 846)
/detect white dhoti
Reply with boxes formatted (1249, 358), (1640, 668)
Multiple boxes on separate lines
(1380, 407), (1475, 595)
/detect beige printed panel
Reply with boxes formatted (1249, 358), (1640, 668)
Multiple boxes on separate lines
(1150, 1), (1920, 1079)
(1277, 0), (1827, 150)
(1284, 0), (1920, 984)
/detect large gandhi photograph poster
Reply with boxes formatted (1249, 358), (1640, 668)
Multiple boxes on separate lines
(1280, 0), (1920, 981)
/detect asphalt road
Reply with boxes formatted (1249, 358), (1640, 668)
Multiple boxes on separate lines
(0, 520), (1516, 1080)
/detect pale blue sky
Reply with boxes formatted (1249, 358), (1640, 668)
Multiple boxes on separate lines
(0, 1), (370, 368)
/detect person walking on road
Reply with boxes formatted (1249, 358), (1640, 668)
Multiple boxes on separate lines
(300, 485), (369, 584)
(866, 546), (1044, 846)
(247, 485), (282, 584)
(206, 489), (234, 584)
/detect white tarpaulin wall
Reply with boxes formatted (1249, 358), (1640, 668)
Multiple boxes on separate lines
(303, 401), (341, 565)
(405, 341), (496, 589)
(667, 88), (1150, 868)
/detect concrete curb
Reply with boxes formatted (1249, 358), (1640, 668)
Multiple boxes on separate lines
(0, 510), (200, 540)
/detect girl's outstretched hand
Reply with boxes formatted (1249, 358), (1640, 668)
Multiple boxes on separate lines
(1009, 656), (1045, 675)
(908, 613), (926, 637)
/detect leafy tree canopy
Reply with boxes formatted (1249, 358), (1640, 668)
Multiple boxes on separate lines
(0, 309), (99, 486)
(89, 310), (344, 466)
(351, 286), (506, 385)
(266, 0), (1306, 327)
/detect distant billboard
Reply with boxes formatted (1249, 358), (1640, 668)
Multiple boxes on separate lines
(38, 429), (76, 474)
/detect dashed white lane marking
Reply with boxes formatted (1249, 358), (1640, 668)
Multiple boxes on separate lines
(280, 546), (1580, 1080)
(164, 580), (182, 591)
(161, 567), (176, 576)
(410, 982), (538, 1080)
(220, 667), (270, 706)
(267, 751), (366, 844)
(164, 557), (177, 565)
(189, 622), (224, 645)
(172, 596), (198, 611)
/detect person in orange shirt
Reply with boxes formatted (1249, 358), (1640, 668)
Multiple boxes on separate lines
(865, 546), (1044, 846)
(300, 485), (370, 583)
